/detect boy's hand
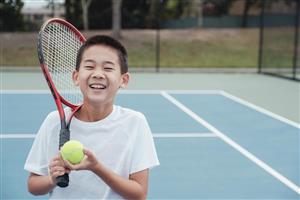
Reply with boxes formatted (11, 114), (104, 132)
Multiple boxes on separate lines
(63, 149), (100, 172)
(48, 155), (70, 185)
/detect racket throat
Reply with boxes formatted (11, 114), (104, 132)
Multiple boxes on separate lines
(59, 127), (70, 148)
(59, 105), (82, 148)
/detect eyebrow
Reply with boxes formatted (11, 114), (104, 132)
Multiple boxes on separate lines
(83, 59), (96, 63)
(103, 61), (115, 65)
(83, 59), (115, 66)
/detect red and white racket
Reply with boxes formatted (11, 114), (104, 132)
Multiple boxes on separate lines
(37, 18), (86, 187)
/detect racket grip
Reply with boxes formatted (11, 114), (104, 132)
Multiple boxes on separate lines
(57, 128), (70, 187)
(56, 173), (69, 188)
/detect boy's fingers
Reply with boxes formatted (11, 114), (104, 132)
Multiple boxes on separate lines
(63, 158), (85, 171)
(50, 166), (66, 174)
(53, 170), (65, 178)
(63, 159), (76, 169)
(83, 148), (93, 157)
(49, 159), (64, 169)
(52, 154), (62, 161)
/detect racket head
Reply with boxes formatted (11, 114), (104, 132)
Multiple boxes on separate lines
(37, 18), (85, 110)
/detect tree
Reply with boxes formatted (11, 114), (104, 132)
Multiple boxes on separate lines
(122, 0), (149, 29)
(65, 0), (83, 29)
(112, 0), (122, 39)
(198, 0), (237, 17)
(162, 0), (185, 19)
(241, 0), (257, 27)
(81, 0), (92, 31)
(195, 0), (203, 27)
(182, 0), (203, 27)
(0, 0), (24, 31)
(145, 0), (159, 28)
(241, 0), (268, 27)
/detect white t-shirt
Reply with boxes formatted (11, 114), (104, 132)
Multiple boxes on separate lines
(24, 105), (160, 199)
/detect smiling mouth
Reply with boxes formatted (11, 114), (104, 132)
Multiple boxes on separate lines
(89, 83), (107, 89)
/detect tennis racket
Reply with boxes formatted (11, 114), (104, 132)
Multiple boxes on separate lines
(37, 18), (85, 187)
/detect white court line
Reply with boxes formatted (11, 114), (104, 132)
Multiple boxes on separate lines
(0, 89), (222, 95)
(0, 90), (50, 94)
(0, 90), (162, 94)
(166, 90), (221, 94)
(0, 133), (216, 139)
(119, 90), (160, 94)
(160, 91), (300, 195)
(119, 90), (221, 94)
(153, 133), (216, 138)
(0, 134), (36, 139)
(220, 91), (300, 129)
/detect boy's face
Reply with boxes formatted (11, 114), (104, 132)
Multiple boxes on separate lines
(72, 45), (129, 106)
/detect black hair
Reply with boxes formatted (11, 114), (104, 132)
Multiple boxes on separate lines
(76, 35), (128, 74)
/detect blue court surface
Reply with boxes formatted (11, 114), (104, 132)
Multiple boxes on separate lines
(0, 90), (299, 199)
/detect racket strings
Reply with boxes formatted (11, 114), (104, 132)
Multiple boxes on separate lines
(41, 22), (83, 105)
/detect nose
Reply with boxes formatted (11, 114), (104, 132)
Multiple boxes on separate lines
(92, 67), (105, 79)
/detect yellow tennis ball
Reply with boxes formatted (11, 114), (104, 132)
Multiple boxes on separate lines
(61, 140), (84, 164)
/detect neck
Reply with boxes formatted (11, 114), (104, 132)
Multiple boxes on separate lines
(75, 103), (113, 122)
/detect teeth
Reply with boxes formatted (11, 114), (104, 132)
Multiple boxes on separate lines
(90, 84), (106, 89)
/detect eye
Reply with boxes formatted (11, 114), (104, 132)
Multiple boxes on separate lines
(103, 64), (115, 71)
(84, 65), (94, 70)
(104, 67), (114, 71)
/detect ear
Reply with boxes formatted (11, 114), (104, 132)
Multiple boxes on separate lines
(72, 70), (79, 86)
(120, 73), (130, 89)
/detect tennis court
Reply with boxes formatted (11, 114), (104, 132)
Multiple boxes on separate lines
(1, 0), (300, 199)
(1, 71), (299, 199)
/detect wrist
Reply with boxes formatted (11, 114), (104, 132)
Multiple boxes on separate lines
(90, 162), (103, 174)
(48, 175), (56, 188)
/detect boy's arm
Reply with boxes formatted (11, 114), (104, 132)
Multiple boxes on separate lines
(27, 173), (56, 195)
(65, 149), (149, 200)
(92, 163), (148, 200)
(27, 155), (69, 195)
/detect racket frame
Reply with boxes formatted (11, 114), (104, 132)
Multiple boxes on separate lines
(37, 18), (85, 187)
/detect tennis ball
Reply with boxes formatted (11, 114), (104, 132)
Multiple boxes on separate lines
(61, 140), (84, 164)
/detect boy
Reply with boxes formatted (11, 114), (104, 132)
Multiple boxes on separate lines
(24, 35), (160, 199)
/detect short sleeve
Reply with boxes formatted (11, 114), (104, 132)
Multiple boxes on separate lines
(24, 115), (51, 176)
(130, 114), (160, 174)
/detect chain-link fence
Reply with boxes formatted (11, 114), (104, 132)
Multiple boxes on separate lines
(4, 0), (300, 77)
(258, 0), (300, 81)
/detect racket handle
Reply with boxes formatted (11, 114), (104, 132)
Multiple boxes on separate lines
(56, 173), (69, 188)
(57, 128), (70, 187)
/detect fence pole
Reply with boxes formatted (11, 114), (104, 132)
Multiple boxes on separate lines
(258, 0), (265, 73)
(156, 1), (161, 73)
(292, 0), (300, 80)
